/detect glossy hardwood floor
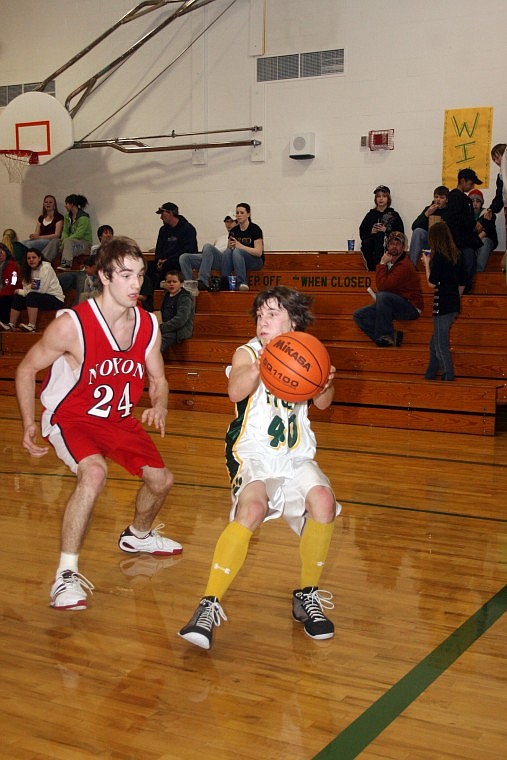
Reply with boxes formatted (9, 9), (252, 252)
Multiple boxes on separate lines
(0, 396), (505, 759)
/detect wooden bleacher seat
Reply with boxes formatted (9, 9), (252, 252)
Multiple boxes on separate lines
(1, 250), (506, 436)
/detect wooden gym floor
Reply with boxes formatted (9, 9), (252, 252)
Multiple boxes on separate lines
(0, 396), (505, 759)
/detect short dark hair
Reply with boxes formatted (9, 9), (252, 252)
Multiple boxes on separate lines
(95, 236), (145, 292)
(97, 224), (114, 240)
(250, 286), (314, 331)
(165, 269), (184, 283)
(433, 185), (449, 197)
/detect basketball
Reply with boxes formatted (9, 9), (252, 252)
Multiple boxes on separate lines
(259, 331), (331, 402)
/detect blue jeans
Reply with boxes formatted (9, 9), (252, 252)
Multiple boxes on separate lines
(425, 312), (458, 380)
(60, 239), (91, 266)
(21, 238), (50, 253)
(475, 237), (495, 272)
(179, 244), (224, 285)
(408, 228), (428, 267)
(353, 291), (420, 342)
(220, 247), (264, 287)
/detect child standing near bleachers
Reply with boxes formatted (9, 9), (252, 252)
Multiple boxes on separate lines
(421, 223), (466, 382)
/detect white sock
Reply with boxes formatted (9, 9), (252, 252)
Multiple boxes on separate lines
(57, 552), (79, 575)
(129, 525), (149, 539)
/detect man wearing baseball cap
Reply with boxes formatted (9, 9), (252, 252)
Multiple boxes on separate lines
(446, 168), (483, 291)
(148, 202), (198, 285)
(353, 231), (423, 347)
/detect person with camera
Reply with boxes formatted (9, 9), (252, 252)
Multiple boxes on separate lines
(359, 185), (404, 270)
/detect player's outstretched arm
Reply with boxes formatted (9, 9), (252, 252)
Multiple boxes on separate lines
(16, 313), (78, 457)
(228, 346), (261, 403)
(142, 335), (169, 436)
(313, 365), (336, 410)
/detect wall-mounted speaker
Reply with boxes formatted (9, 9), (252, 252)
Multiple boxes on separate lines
(289, 132), (315, 160)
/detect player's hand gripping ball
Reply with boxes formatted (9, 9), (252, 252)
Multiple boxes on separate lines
(259, 331), (331, 402)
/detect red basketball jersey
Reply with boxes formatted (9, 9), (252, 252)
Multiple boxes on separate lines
(41, 300), (158, 427)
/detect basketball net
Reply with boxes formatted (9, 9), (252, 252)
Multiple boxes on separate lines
(0, 150), (39, 184)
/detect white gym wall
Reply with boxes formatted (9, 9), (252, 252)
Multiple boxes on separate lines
(0, 0), (505, 251)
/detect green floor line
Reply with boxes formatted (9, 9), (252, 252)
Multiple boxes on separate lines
(314, 584), (507, 760)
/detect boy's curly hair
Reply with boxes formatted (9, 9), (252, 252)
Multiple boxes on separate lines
(250, 286), (314, 331)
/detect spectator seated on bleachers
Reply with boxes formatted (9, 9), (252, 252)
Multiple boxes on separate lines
(0, 249), (64, 333)
(158, 270), (195, 354)
(408, 185), (449, 266)
(21, 195), (64, 254)
(359, 185), (404, 271)
(468, 189), (498, 273)
(179, 213), (237, 291)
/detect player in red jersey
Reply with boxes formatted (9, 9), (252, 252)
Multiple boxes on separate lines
(16, 237), (182, 611)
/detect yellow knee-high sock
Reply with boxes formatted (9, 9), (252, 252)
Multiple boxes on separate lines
(299, 518), (335, 588)
(204, 521), (253, 600)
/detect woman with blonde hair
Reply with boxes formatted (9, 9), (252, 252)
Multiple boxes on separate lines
(2, 228), (28, 266)
(21, 195), (64, 253)
(421, 222), (466, 381)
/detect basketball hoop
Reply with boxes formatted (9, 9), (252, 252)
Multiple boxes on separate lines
(0, 149), (39, 183)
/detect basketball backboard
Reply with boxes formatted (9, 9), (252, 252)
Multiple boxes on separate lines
(0, 91), (74, 165)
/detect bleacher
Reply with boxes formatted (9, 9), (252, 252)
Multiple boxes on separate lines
(1, 251), (506, 435)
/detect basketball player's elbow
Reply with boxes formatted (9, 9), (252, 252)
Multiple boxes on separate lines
(228, 379), (257, 404)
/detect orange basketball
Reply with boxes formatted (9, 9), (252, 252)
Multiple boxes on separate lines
(259, 331), (331, 402)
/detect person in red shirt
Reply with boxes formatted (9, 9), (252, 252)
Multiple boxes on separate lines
(353, 231), (423, 346)
(0, 242), (21, 323)
(15, 237), (182, 612)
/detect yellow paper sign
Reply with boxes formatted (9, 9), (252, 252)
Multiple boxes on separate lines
(442, 107), (493, 189)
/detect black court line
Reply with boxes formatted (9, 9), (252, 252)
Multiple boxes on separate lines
(313, 584), (507, 759)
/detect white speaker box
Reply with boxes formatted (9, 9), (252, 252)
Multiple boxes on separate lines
(289, 132), (315, 160)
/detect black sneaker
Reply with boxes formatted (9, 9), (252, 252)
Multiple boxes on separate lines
(178, 596), (227, 649)
(197, 280), (209, 291)
(394, 330), (404, 347)
(292, 586), (335, 640)
(375, 335), (395, 347)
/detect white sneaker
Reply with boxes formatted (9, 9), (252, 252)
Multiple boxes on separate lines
(19, 323), (36, 333)
(119, 554), (182, 579)
(50, 570), (94, 610)
(238, 283), (249, 291)
(118, 523), (183, 556)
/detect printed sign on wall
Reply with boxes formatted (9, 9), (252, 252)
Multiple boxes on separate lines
(442, 107), (493, 189)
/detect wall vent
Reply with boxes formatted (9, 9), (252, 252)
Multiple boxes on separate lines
(257, 49), (344, 83)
